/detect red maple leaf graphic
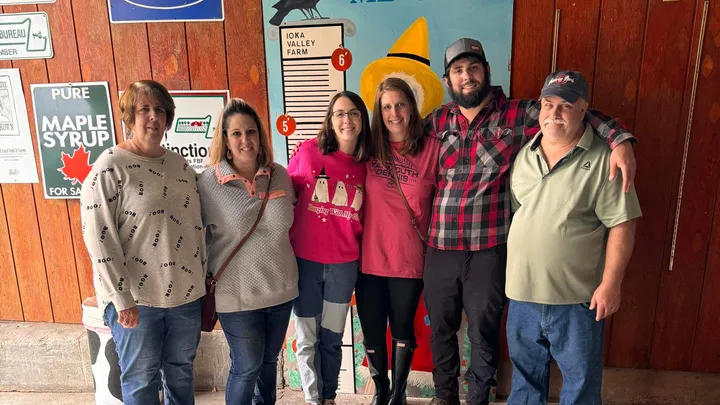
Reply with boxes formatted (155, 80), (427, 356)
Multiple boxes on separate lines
(57, 145), (93, 185)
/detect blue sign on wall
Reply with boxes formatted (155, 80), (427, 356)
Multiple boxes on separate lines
(108, 0), (224, 23)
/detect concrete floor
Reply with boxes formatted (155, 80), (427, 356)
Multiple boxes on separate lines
(0, 390), (495, 404)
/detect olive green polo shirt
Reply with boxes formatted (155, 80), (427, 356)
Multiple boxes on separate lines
(506, 123), (642, 304)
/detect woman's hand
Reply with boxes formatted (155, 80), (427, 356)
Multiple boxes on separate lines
(117, 306), (140, 328)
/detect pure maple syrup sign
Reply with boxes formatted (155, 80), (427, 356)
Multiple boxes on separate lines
(31, 82), (116, 199)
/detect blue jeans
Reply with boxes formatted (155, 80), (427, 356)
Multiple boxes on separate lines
(218, 300), (294, 405)
(104, 299), (202, 405)
(293, 258), (358, 404)
(506, 299), (605, 405)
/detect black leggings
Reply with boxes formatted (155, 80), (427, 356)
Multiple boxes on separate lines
(355, 272), (424, 347)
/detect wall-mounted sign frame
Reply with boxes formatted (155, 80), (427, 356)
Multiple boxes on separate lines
(0, 12), (53, 61)
(108, 0), (224, 23)
(31, 82), (116, 199)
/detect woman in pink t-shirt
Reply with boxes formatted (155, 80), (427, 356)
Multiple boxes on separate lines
(288, 91), (373, 405)
(356, 78), (440, 405)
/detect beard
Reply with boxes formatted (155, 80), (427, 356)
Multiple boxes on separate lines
(448, 71), (492, 109)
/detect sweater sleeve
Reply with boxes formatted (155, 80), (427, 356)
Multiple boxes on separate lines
(287, 143), (306, 195)
(274, 164), (297, 204)
(80, 161), (135, 311)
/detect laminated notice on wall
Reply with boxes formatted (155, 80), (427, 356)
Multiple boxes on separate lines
(0, 68), (39, 183)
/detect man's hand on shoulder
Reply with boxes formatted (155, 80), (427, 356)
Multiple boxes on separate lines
(609, 142), (636, 192)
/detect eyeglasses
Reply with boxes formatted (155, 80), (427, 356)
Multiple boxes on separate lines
(332, 110), (362, 120)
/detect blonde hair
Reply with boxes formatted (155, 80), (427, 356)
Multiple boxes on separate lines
(207, 98), (273, 167)
(118, 80), (175, 136)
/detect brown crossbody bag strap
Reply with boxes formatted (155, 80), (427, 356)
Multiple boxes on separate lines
(207, 168), (273, 293)
(389, 157), (425, 242)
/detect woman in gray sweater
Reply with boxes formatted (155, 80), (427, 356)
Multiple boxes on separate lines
(80, 80), (206, 405)
(198, 99), (298, 405)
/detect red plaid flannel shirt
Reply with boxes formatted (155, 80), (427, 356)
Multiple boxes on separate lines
(426, 87), (634, 251)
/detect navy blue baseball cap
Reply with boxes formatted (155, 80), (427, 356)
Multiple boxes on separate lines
(539, 71), (589, 103)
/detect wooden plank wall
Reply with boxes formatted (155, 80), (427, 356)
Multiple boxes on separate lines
(1, 0), (719, 373)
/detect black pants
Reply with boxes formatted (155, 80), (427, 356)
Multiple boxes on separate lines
(355, 273), (424, 346)
(423, 245), (507, 405)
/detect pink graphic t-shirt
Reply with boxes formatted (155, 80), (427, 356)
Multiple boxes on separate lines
(288, 138), (366, 264)
(361, 136), (440, 279)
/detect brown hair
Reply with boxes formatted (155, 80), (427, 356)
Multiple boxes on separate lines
(207, 98), (273, 167)
(118, 80), (175, 137)
(370, 77), (425, 165)
(316, 91), (372, 163)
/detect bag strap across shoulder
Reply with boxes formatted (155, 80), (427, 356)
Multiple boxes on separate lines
(388, 157), (425, 242)
(207, 167), (273, 292)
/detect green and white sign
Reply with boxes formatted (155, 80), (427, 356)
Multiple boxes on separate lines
(166, 91), (228, 172)
(31, 82), (116, 199)
(0, 12), (53, 60)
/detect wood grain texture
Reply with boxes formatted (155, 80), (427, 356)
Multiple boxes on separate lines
(627, 0), (697, 370)
(592, 0), (648, 130)
(0, 52), (23, 321)
(1, 182), (50, 322)
(71, 0), (123, 144)
(112, 23), (152, 91)
(592, 0), (652, 368)
(509, 0), (555, 99)
(10, 4), (82, 324)
(148, 23), (191, 90)
(0, 185), (23, 321)
(69, 199), (94, 302)
(656, 0), (720, 372)
(186, 22), (228, 90)
(225, 0), (270, 124)
(5, 4), (54, 323)
(555, 0), (601, 101)
(42, 0), (95, 310)
(691, 1), (720, 372)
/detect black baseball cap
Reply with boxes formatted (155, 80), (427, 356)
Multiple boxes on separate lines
(444, 38), (487, 71)
(539, 71), (589, 103)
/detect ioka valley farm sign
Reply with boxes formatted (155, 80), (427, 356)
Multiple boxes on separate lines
(31, 82), (116, 199)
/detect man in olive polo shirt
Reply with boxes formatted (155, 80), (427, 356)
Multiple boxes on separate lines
(505, 71), (641, 405)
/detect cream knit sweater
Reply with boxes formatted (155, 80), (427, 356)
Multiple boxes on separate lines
(80, 147), (207, 311)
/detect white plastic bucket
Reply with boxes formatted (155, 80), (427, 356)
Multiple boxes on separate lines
(82, 297), (123, 405)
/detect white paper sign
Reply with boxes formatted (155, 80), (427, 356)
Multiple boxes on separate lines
(0, 68), (39, 183)
(0, 12), (54, 60)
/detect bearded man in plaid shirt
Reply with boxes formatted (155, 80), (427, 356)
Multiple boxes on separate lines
(422, 38), (637, 405)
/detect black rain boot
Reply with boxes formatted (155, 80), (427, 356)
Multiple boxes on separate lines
(365, 345), (390, 405)
(388, 339), (416, 405)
